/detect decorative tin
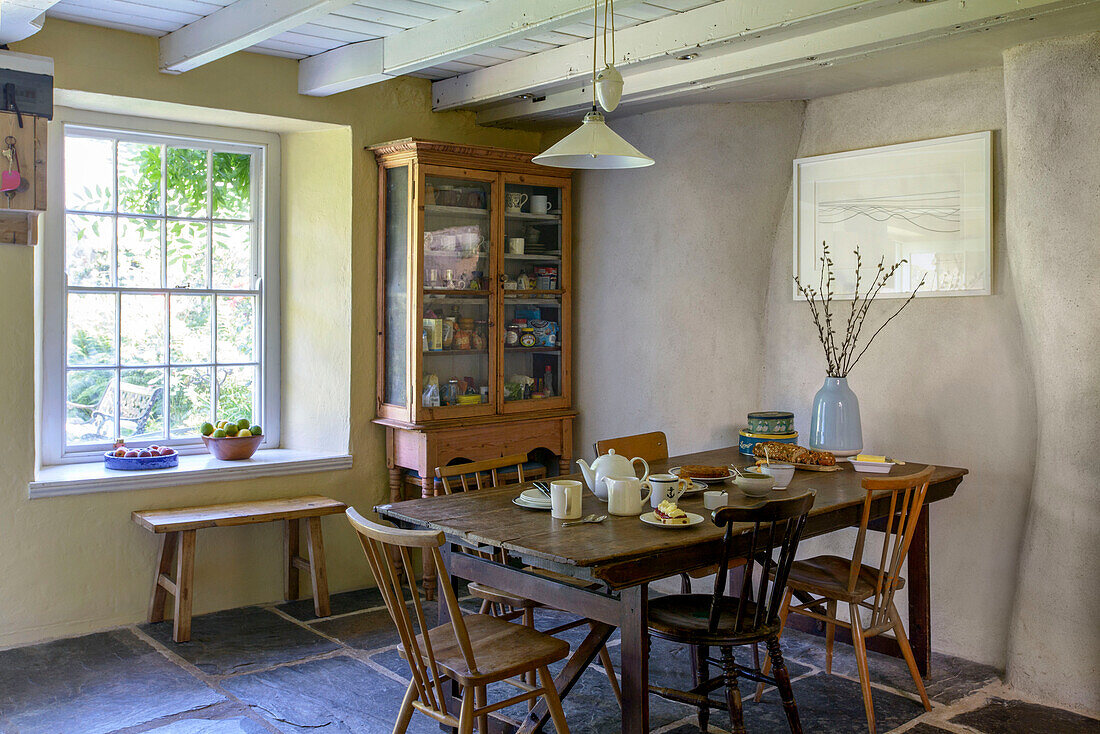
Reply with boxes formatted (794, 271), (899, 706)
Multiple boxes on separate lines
(747, 411), (795, 434)
(738, 429), (799, 456)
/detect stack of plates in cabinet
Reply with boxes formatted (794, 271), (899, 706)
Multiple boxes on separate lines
(513, 487), (551, 510)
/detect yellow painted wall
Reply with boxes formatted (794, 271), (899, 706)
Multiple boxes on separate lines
(1, 20), (541, 648)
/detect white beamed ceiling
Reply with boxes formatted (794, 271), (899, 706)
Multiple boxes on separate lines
(46, 0), (722, 76)
(44, 0), (1100, 124)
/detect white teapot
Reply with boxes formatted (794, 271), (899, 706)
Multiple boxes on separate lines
(576, 449), (650, 501)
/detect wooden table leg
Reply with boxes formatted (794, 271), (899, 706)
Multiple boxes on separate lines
(388, 467), (407, 584)
(305, 516), (332, 618)
(284, 518), (300, 601)
(422, 474), (438, 600)
(148, 531), (178, 623)
(173, 530), (196, 643)
(620, 584), (649, 734)
(908, 505), (931, 676)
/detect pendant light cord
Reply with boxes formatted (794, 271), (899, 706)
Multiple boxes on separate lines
(591, 0), (598, 110)
(592, 0), (615, 111)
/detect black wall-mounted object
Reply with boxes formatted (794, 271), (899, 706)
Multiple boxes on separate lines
(0, 68), (53, 122)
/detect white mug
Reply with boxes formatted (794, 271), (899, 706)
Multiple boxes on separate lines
(530, 195), (550, 214)
(605, 476), (653, 516)
(649, 473), (689, 508)
(508, 237), (525, 254)
(505, 192), (528, 212)
(703, 490), (728, 510)
(550, 480), (583, 520)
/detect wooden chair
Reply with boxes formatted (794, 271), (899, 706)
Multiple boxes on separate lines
(594, 430), (668, 462)
(346, 508), (571, 734)
(756, 467), (935, 733)
(648, 491), (816, 734)
(436, 455), (622, 706)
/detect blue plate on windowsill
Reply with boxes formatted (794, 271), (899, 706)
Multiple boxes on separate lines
(103, 451), (179, 470)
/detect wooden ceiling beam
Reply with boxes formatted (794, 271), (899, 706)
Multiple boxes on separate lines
(430, 0), (903, 111)
(471, 0), (1092, 123)
(159, 0), (359, 74)
(298, 0), (644, 96)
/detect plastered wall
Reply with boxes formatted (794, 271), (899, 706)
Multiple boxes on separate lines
(570, 101), (804, 459)
(1002, 33), (1100, 712)
(0, 20), (541, 648)
(761, 67), (1036, 671)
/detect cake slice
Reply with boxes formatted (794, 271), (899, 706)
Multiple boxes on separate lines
(655, 500), (690, 525)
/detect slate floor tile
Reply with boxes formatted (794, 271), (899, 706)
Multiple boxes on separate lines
(775, 628), (1000, 704)
(311, 607), (400, 652)
(277, 588), (384, 622)
(950, 697), (1100, 734)
(142, 606), (338, 676)
(900, 724), (957, 734)
(0, 629), (224, 734)
(221, 654), (438, 734)
(121, 715), (270, 734)
(709, 671), (926, 734)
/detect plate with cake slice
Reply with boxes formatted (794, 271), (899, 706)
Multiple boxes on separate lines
(641, 501), (705, 528)
(670, 465), (735, 484)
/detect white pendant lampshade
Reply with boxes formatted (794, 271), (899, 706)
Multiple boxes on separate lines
(533, 110), (654, 169)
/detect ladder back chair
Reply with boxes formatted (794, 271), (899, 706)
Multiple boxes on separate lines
(756, 466), (935, 733)
(648, 491), (816, 734)
(435, 455), (622, 706)
(346, 508), (570, 734)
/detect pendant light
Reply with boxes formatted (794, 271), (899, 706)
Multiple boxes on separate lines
(533, 0), (653, 169)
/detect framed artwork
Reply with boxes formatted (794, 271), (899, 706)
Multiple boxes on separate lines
(793, 131), (992, 300)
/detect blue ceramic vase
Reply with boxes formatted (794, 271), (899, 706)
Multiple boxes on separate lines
(809, 377), (862, 457)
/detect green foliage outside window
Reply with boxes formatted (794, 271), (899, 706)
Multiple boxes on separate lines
(65, 138), (257, 444)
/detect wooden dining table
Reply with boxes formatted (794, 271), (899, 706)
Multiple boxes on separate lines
(375, 446), (967, 734)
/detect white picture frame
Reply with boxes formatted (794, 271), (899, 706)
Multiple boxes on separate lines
(793, 131), (992, 300)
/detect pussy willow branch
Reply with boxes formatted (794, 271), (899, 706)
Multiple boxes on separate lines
(796, 242), (924, 377)
(842, 258), (905, 375)
(846, 273), (927, 373)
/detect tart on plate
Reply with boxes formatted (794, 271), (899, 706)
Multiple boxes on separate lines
(654, 500), (690, 525)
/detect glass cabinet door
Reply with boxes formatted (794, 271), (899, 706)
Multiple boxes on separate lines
(499, 175), (569, 411)
(379, 163), (410, 421)
(417, 168), (496, 418)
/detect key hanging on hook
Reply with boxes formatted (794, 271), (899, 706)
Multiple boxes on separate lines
(1, 136), (22, 199)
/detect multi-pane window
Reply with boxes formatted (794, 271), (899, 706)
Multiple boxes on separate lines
(60, 126), (266, 454)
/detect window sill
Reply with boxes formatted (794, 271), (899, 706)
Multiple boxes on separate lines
(29, 449), (353, 499)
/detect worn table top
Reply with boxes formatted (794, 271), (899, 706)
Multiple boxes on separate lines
(376, 447), (967, 589)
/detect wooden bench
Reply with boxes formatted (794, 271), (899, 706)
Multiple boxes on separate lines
(132, 495), (347, 643)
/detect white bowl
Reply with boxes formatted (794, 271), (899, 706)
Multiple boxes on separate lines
(850, 459), (895, 474)
(733, 473), (775, 498)
(755, 462), (795, 489)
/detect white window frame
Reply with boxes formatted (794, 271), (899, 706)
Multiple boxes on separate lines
(41, 109), (281, 466)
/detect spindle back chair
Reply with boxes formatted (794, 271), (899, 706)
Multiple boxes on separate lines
(760, 466), (935, 733)
(647, 491), (816, 734)
(436, 454), (530, 495)
(346, 508), (570, 734)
